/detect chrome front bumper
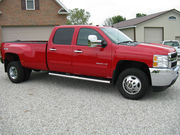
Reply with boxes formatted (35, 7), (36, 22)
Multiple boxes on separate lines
(149, 66), (179, 86)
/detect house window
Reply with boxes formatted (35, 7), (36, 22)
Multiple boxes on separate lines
(58, 8), (69, 14)
(169, 16), (176, 20)
(26, 0), (35, 10)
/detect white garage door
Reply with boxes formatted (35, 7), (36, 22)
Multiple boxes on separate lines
(144, 27), (163, 43)
(2, 26), (54, 42)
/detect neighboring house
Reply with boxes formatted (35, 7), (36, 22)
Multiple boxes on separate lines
(0, 0), (69, 42)
(113, 9), (180, 43)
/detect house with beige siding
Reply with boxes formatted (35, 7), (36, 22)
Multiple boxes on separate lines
(0, 0), (69, 42)
(113, 9), (180, 43)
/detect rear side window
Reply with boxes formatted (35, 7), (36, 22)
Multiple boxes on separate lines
(53, 28), (74, 45)
(77, 28), (104, 46)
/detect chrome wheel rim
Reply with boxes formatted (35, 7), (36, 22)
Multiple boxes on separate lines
(122, 75), (142, 95)
(9, 66), (18, 80)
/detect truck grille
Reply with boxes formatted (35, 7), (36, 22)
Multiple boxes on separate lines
(169, 52), (178, 68)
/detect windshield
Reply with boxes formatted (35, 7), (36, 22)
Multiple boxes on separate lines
(101, 27), (132, 44)
(163, 41), (180, 47)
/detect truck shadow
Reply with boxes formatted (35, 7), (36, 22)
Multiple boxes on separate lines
(28, 71), (177, 101)
(29, 71), (121, 98)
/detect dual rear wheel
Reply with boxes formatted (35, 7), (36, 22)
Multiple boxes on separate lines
(7, 61), (32, 83)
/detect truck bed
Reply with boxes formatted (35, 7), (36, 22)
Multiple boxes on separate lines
(2, 41), (48, 70)
(4, 40), (48, 44)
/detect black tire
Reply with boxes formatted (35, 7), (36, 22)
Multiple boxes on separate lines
(7, 61), (25, 83)
(116, 68), (149, 100)
(33, 69), (40, 72)
(24, 68), (32, 81)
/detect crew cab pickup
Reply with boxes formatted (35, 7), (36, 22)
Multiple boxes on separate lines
(0, 25), (179, 99)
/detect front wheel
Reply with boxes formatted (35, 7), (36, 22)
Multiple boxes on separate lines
(116, 68), (150, 100)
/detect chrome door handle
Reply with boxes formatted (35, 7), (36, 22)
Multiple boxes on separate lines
(74, 50), (83, 53)
(49, 48), (57, 51)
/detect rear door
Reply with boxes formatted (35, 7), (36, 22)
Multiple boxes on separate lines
(47, 28), (74, 73)
(72, 28), (111, 78)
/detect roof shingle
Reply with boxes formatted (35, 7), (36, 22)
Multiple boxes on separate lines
(113, 9), (173, 29)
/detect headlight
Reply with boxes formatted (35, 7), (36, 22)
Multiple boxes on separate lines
(153, 55), (169, 68)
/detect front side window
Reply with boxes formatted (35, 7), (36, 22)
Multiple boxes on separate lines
(101, 27), (132, 44)
(53, 28), (74, 45)
(77, 28), (104, 46)
(26, 0), (35, 10)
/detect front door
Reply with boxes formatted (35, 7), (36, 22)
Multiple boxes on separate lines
(72, 28), (111, 78)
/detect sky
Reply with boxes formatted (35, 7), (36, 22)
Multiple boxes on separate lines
(60, 0), (180, 25)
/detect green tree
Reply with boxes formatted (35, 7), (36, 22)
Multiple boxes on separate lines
(66, 8), (91, 25)
(112, 15), (126, 24)
(136, 13), (147, 18)
(104, 15), (126, 26)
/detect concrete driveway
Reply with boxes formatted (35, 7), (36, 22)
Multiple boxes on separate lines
(0, 63), (180, 135)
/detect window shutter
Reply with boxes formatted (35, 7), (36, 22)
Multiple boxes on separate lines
(21, 0), (26, 10)
(35, 0), (40, 10)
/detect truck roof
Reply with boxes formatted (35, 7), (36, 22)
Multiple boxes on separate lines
(55, 25), (109, 29)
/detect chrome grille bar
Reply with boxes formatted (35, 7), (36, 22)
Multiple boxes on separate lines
(168, 52), (178, 68)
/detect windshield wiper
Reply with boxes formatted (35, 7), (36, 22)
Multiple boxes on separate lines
(118, 41), (134, 44)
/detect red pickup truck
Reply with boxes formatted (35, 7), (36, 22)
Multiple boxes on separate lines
(0, 25), (179, 99)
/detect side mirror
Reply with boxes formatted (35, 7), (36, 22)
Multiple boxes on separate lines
(88, 35), (102, 48)
(101, 40), (107, 48)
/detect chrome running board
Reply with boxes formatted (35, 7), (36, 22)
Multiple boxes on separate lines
(49, 73), (111, 84)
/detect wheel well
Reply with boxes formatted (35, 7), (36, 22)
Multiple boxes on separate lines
(4, 53), (20, 72)
(112, 60), (151, 85)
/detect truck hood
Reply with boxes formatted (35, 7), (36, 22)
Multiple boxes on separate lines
(133, 42), (176, 55)
(115, 42), (176, 67)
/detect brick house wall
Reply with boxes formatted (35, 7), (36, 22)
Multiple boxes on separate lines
(0, 0), (68, 42)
